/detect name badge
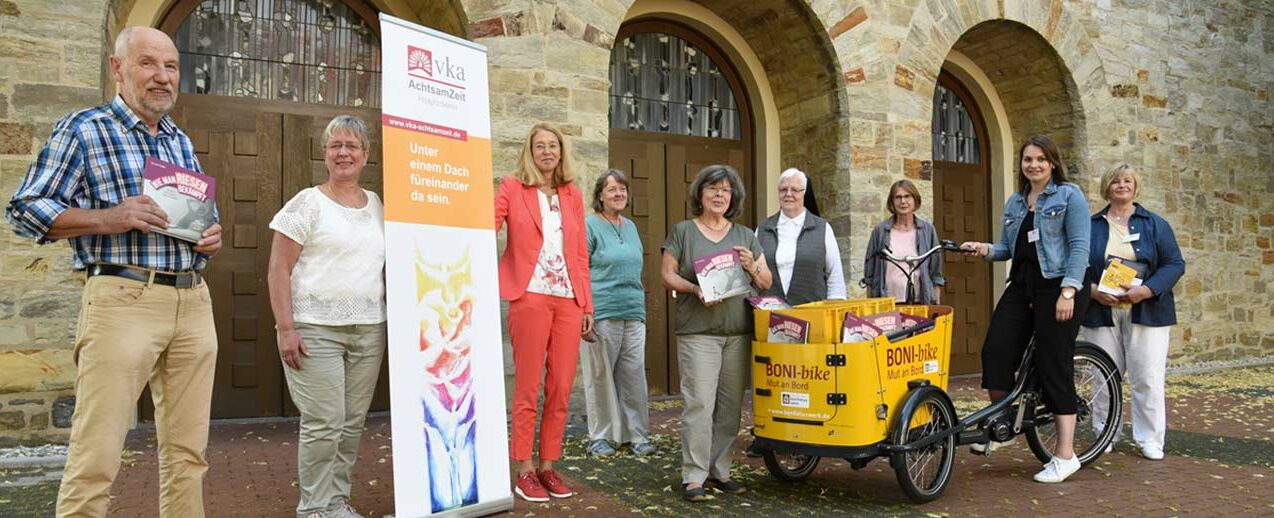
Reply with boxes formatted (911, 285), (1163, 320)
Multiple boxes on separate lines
(1027, 228), (1040, 243)
(1123, 233), (1140, 243)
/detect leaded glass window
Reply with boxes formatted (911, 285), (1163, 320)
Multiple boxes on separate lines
(174, 0), (381, 108)
(932, 83), (979, 164)
(608, 33), (740, 139)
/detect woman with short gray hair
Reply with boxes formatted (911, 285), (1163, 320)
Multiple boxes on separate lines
(756, 167), (847, 306)
(268, 114), (384, 518)
(661, 164), (772, 501)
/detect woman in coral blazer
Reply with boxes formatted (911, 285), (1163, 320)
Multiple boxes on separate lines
(494, 123), (593, 502)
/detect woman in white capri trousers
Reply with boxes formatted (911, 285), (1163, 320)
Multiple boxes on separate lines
(1081, 164), (1185, 461)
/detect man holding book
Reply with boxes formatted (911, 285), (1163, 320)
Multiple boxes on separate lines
(6, 27), (222, 517)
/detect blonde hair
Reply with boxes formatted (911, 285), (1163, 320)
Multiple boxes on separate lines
(512, 123), (575, 187)
(1100, 163), (1138, 201)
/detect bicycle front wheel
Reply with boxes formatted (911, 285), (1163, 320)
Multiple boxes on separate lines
(1026, 342), (1123, 466)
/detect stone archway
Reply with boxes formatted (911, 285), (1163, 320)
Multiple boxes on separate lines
(614, 0), (847, 395)
(112, 0), (470, 420)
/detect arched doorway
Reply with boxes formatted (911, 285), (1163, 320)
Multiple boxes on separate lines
(145, 0), (389, 420)
(932, 71), (992, 375)
(607, 20), (754, 395)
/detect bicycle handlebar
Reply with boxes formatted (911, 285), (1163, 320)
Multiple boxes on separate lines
(878, 239), (962, 264)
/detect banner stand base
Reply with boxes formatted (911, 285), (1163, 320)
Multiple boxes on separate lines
(386, 497), (515, 518)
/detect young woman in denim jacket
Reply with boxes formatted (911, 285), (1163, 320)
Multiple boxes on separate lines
(1080, 164), (1185, 461)
(960, 134), (1091, 484)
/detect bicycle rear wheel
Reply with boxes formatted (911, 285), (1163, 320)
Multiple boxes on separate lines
(1026, 342), (1122, 466)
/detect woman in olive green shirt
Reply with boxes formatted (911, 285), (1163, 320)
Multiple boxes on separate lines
(661, 164), (772, 502)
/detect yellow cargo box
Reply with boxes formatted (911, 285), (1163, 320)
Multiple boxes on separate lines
(752, 304), (953, 448)
(752, 297), (897, 343)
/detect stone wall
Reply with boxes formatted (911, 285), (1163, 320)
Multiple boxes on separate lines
(0, 0), (1268, 444)
(814, 0), (1272, 363)
(0, 0), (110, 445)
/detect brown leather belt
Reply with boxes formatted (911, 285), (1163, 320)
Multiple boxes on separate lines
(86, 264), (202, 289)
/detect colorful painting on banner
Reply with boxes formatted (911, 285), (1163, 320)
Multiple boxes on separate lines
(379, 14), (512, 517)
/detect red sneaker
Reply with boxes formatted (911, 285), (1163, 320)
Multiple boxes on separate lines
(514, 471), (549, 502)
(536, 469), (573, 498)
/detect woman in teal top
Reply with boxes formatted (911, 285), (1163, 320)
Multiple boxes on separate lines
(581, 169), (655, 458)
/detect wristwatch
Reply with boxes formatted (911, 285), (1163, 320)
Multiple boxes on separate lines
(753, 264), (762, 275)
(1061, 288), (1076, 300)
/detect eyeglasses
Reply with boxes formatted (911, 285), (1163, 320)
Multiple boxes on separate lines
(892, 194), (914, 202)
(533, 143), (560, 152)
(779, 187), (806, 195)
(705, 185), (732, 195)
(326, 142), (363, 152)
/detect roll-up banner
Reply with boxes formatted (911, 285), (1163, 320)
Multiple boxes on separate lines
(380, 14), (513, 517)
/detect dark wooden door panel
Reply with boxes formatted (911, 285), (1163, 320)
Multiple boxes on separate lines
(279, 106), (385, 416)
(664, 137), (749, 395)
(609, 131), (750, 396)
(160, 95), (285, 419)
(608, 137), (667, 395)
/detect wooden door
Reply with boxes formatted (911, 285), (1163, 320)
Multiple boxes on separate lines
(609, 137), (668, 395)
(278, 108), (386, 416)
(144, 95), (388, 419)
(609, 130), (749, 395)
(933, 73), (992, 375)
(161, 95), (286, 418)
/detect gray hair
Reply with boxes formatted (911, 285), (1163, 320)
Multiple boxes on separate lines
(778, 167), (808, 189)
(322, 115), (371, 152)
(688, 164), (746, 219)
(114, 28), (135, 59)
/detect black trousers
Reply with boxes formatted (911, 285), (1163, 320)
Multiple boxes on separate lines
(980, 275), (1091, 415)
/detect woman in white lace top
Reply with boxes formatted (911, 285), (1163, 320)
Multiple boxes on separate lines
(266, 115), (385, 518)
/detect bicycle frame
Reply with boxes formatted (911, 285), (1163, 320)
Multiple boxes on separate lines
(884, 341), (1040, 454)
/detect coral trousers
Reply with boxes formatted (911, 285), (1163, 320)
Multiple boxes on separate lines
(508, 292), (583, 461)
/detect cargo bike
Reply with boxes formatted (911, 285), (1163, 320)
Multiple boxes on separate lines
(749, 243), (1123, 502)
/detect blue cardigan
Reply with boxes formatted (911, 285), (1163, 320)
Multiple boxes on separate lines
(1082, 203), (1185, 327)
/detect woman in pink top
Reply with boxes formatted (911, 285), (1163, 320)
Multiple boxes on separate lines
(861, 179), (945, 304)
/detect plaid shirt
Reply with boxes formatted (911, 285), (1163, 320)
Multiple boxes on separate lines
(6, 96), (216, 272)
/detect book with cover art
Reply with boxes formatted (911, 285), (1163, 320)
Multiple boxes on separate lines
(747, 295), (792, 310)
(767, 313), (809, 344)
(142, 157), (216, 243)
(693, 249), (751, 303)
(841, 312), (882, 343)
(863, 310), (904, 332)
(1097, 256), (1147, 296)
(889, 312), (936, 340)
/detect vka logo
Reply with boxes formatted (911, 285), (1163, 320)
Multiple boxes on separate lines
(407, 46), (433, 77)
(407, 45), (467, 87)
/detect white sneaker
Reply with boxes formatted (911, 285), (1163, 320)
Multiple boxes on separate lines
(329, 501), (365, 518)
(1033, 455), (1081, 483)
(1138, 444), (1164, 460)
(969, 437), (1016, 455)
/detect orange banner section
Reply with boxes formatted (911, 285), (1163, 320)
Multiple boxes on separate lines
(383, 126), (492, 229)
